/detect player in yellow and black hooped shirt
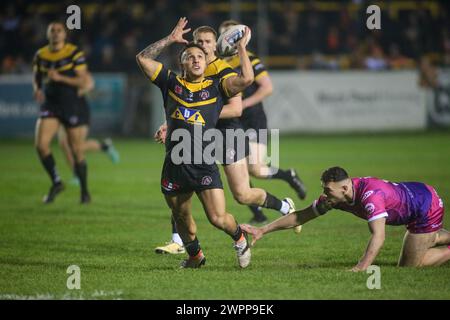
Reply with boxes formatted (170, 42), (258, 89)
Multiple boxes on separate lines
(33, 22), (92, 204)
(136, 17), (254, 268)
(219, 20), (309, 218)
(153, 26), (297, 255)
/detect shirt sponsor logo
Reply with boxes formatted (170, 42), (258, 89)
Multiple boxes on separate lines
(161, 179), (180, 191)
(170, 106), (205, 126)
(431, 223), (442, 228)
(365, 203), (375, 214)
(362, 190), (374, 201)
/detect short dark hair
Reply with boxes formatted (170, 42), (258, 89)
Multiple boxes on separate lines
(321, 167), (349, 183)
(179, 42), (207, 62)
(48, 21), (66, 29)
(178, 42), (207, 76)
(193, 26), (217, 40)
(219, 20), (239, 34)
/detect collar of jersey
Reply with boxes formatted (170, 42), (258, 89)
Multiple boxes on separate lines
(39, 43), (77, 61)
(175, 76), (213, 92)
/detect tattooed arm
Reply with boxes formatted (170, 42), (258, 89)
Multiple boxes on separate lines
(136, 17), (191, 79)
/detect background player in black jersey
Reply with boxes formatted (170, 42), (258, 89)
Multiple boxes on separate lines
(136, 17), (255, 268)
(33, 22), (92, 203)
(56, 71), (120, 186)
(154, 26), (296, 255)
(219, 20), (308, 229)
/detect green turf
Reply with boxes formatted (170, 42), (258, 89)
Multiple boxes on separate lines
(0, 131), (449, 300)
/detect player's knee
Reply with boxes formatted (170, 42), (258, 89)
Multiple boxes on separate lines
(36, 143), (50, 157)
(248, 164), (263, 178)
(208, 213), (226, 230)
(58, 138), (68, 149)
(71, 144), (85, 161)
(233, 190), (251, 205)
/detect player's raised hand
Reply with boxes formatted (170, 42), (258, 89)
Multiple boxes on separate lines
(240, 224), (263, 246)
(237, 27), (251, 50)
(154, 123), (167, 144)
(169, 17), (191, 44)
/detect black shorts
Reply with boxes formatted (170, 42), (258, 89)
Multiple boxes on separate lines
(216, 118), (249, 165)
(240, 105), (268, 144)
(40, 97), (90, 128)
(161, 157), (223, 195)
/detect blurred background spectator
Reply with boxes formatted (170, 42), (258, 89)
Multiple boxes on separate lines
(0, 0), (448, 72)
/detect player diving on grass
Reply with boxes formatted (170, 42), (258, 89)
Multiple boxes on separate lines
(241, 166), (450, 271)
(136, 17), (254, 268)
(153, 24), (297, 255)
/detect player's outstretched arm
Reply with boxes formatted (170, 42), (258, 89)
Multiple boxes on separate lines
(224, 27), (254, 97)
(136, 17), (190, 79)
(154, 122), (168, 144)
(350, 218), (386, 272)
(241, 205), (320, 246)
(242, 73), (273, 109)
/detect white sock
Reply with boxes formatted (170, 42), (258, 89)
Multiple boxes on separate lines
(280, 201), (290, 215)
(172, 233), (183, 246)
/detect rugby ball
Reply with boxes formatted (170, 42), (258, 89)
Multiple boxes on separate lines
(216, 24), (251, 57)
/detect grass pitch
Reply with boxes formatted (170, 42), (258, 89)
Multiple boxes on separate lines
(0, 131), (449, 299)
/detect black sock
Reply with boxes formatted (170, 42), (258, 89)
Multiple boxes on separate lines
(184, 237), (201, 257)
(231, 225), (244, 242)
(267, 168), (291, 181)
(247, 181), (265, 218)
(100, 141), (109, 152)
(248, 205), (265, 219)
(263, 192), (283, 211)
(74, 160), (88, 195)
(171, 216), (178, 234)
(39, 153), (61, 185)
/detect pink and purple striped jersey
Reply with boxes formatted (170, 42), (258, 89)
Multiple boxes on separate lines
(313, 177), (444, 233)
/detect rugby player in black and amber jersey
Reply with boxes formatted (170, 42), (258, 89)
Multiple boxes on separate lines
(136, 17), (254, 268)
(33, 22), (92, 204)
(154, 26), (296, 255)
(219, 20), (308, 228)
